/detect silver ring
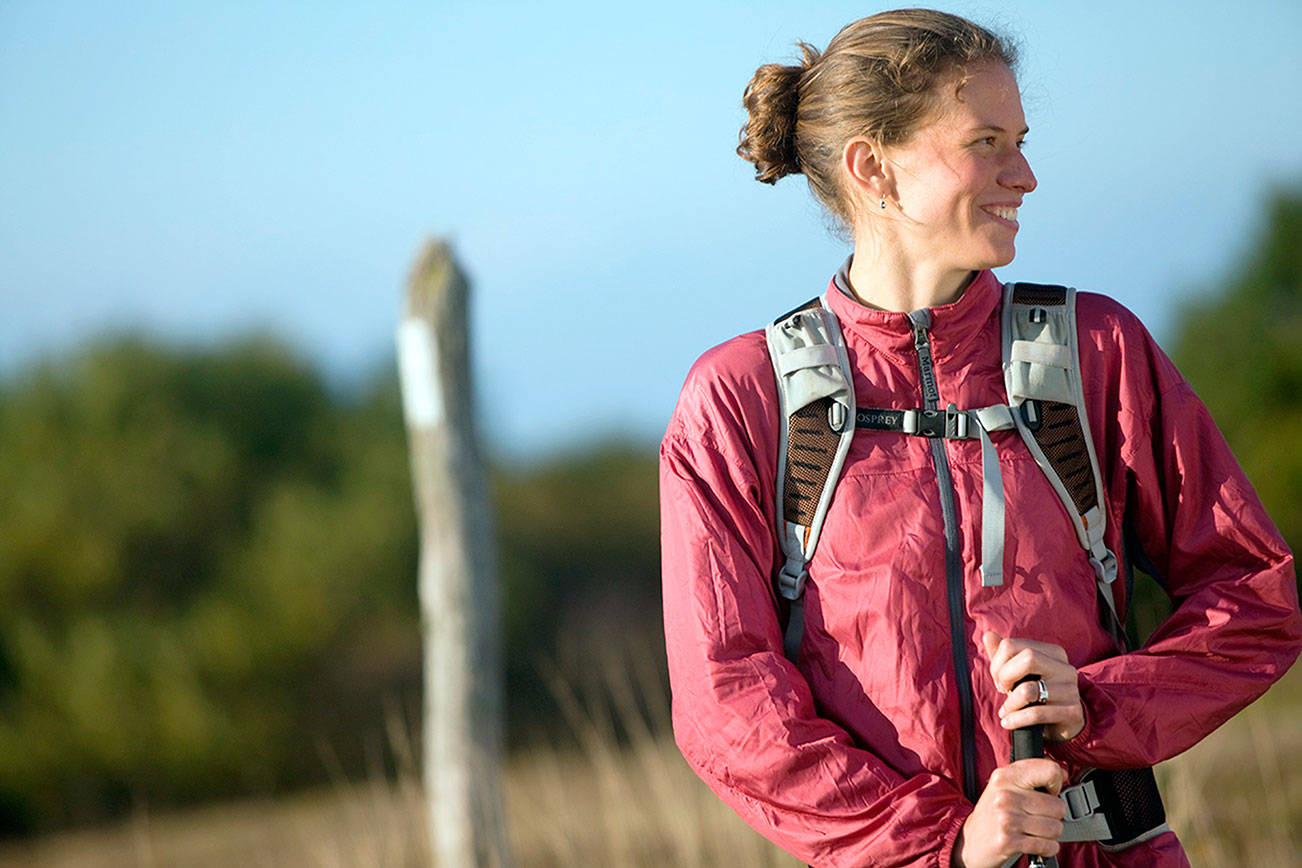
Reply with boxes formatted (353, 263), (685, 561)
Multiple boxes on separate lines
(1034, 678), (1049, 705)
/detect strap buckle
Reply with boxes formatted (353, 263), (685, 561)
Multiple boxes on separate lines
(1089, 549), (1118, 586)
(1020, 398), (1043, 431)
(1057, 780), (1114, 843)
(914, 409), (945, 437)
(912, 404), (968, 439)
(777, 559), (809, 601)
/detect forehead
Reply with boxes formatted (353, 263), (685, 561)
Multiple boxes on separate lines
(928, 61), (1026, 130)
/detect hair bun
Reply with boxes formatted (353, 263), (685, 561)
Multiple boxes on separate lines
(737, 42), (819, 184)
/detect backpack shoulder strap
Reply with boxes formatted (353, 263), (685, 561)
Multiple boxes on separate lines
(1002, 282), (1125, 642)
(764, 295), (856, 661)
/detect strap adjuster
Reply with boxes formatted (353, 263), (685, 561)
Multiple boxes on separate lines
(911, 404), (968, 439)
(1090, 550), (1118, 586)
(1063, 780), (1102, 820)
(1057, 780), (1114, 843)
(777, 560), (809, 601)
(1020, 398), (1042, 431)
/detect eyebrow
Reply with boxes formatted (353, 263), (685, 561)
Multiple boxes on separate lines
(970, 124), (1030, 135)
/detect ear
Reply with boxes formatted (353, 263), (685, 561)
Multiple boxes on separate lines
(842, 136), (892, 204)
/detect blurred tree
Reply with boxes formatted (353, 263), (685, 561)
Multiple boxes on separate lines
(0, 333), (664, 834)
(0, 336), (422, 832)
(1171, 190), (1302, 552)
(494, 443), (663, 742)
(1113, 189), (1302, 644)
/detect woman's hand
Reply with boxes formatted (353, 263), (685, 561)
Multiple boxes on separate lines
(951, 759), (1067, 868)
(982, 631), (1084, 742)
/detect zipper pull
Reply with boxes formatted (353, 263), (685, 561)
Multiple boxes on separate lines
(907, 308), (932, 339)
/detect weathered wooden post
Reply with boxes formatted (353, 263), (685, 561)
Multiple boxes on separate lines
(397, 239), (510, 866)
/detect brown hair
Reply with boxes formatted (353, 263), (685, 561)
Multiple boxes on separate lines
(737, 9), (1017, 225)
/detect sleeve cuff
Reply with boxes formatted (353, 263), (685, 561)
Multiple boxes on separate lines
(1047, 670), (1096, 764)
(936, 809), (971, 868)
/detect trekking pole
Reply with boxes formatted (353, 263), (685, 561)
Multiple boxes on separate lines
(1011, 675), (1058, 868)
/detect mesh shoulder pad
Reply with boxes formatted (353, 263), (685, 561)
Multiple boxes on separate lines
(1002, 282), (1124, 639)
(764, 296), (856, 574)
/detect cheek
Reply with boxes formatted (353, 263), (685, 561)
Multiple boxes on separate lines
(904, 186), (970, 227)
(898, 169), (980, 227)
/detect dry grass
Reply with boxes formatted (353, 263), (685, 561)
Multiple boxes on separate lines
(1156, 669), (1302, 866)
(3, 660), (1299, 867)
(503, 652), (799, 868)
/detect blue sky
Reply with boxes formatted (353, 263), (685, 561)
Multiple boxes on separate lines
(3, 1), (1300, 457)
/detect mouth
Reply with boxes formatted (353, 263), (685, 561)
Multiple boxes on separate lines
(982, 205), (1019, 227)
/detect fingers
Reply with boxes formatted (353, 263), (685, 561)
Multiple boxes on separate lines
(982, 630), (1002, 661)
(994, 758), (1068, 797)
(998, 677), (1052, 718)
(958, 761), (1067, 865)
(984, 633), (1086, 742)
(999, 702), (1083, 740)
(988, 643), (1069, 694)
(1002, 648), (1068, 687)
(984, 631), (1012, 682)
(966, 823), (1062, 864)
(1018, 831), (1064, 860)
(976, 815), (1065, 861)
(997, 675), (1084, 741)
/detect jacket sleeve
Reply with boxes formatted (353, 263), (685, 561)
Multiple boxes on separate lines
(1050, 301), (1302, 769)
(660, 348), (971, 867)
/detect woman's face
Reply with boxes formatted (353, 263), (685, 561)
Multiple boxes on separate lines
(880, 61), (1037, 276)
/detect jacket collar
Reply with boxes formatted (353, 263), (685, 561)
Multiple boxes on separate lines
(824, 255), (1003, 363)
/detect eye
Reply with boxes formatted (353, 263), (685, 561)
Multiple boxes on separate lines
(973, 135), (1029, 150)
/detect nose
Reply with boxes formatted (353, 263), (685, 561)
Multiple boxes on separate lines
(1001, 149), (1037, 194)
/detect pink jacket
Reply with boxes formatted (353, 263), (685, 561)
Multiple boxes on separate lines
(660, 268), (1302, 867)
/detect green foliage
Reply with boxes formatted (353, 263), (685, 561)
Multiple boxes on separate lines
(1171, 190), (1302, 554)
(0, 334), (663, 834)
(495, 443), (663, 740)
(1119, 190), (1302, 640)
(0, 336), (423, 832)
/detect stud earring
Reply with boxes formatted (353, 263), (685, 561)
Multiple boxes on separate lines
(880, 199), (887, 209)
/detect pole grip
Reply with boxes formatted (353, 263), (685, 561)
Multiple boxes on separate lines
(1011, 675), (1057, 868)
(1010, 721), (1043, 762)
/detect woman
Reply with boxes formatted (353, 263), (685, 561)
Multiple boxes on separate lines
(659, 9), (1301, 868)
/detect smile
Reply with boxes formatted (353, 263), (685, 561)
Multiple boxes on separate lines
(984, 205), (1019, 225)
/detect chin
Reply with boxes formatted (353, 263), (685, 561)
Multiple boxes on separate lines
(982, 243), (1017, 269)
(954, 239), (1016, 273)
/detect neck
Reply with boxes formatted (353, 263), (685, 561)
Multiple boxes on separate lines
(846, 233), (976, 312)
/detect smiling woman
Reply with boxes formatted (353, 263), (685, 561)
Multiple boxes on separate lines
(842, 59), (1036, 312)
(660, 8), (1302, 868)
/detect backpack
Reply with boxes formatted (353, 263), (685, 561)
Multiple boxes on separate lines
(764, 281), (1122, 660)
(764, 281), (1168, 851)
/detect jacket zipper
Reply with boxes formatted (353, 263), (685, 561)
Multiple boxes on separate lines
(907, 309), (979, 804)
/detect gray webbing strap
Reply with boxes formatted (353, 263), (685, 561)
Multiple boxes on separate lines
(775, 344), (841, 375)
(970, 404), (1016, 587)
(1002, 283), (1124, 641)
(1098, 823), (1172, 852)
(777, 537), (809, 664)
(784, 597), (805, 662)
(766, 295), (857, 663)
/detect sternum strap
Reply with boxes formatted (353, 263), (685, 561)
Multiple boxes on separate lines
(855, 402), (1016, 587)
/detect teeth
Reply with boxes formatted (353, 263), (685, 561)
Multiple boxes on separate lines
(989, 206), (1018, 222)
